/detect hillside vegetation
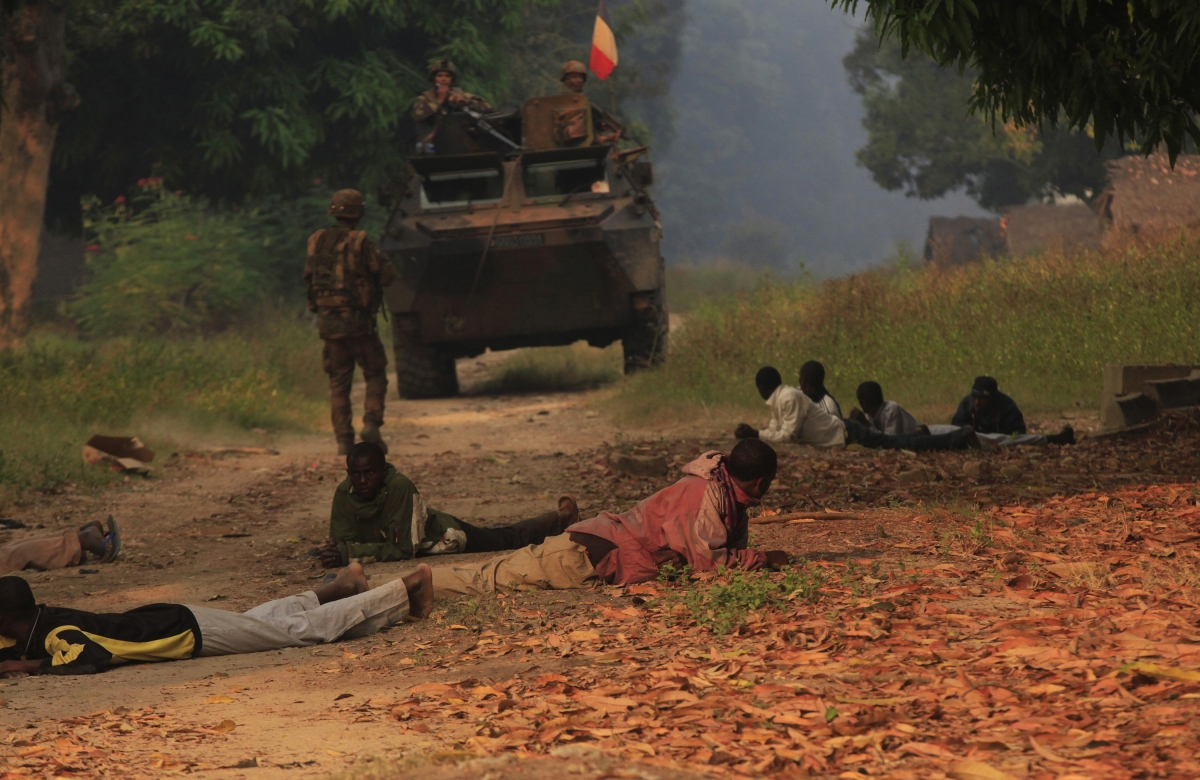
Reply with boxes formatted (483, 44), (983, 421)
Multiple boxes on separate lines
(618, 239), (1200, 425)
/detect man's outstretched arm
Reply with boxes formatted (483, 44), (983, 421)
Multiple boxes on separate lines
(0, 659), (43, 677)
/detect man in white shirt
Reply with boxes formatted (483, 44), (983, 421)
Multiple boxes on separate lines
(736, 367), (978, 451)
(850, 381), (921, 436)
(799, 360), (843, 418)
(736, 367), (846, 447)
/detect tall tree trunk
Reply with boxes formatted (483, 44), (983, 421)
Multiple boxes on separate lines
(0, 0), (75, 349)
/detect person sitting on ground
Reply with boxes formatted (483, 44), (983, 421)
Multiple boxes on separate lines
(735, 367), (846, 447)
(848, 381), (921, 436)
(428, 439), (790, 596)
(798, 360), (843, 418)
(949, 376), (1074, 445)
(0, 517), (120, 577)
(735, 367), (977, 452)
(0, 563), (433, 676)
(318, 443), (579, 569)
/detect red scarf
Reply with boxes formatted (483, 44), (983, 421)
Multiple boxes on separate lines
(713, 463), (748, 538)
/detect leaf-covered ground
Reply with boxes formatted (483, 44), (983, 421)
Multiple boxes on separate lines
(3, 412), (1200, 779)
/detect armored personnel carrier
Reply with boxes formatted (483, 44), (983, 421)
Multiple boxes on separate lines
(379, 93), (667, 398)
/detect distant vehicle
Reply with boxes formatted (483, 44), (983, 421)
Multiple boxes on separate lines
(379, 93), (667, 398)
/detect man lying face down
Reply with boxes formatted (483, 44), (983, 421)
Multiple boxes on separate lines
(848, 381), (922, 436)
(427, 439), (791, 597)
(319, 442), (578, 568)
(0, 564), (433, 676)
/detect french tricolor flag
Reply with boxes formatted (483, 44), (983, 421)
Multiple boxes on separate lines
(589, 0), (618, 81)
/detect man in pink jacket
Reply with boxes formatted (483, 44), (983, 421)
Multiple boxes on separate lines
(430, 439), (789, 596)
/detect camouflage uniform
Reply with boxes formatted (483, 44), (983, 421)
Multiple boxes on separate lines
(412, 59), (493, 141)
(412, 87), (493, 123)
(303, 190), (396, 454)
(557, 60), (624, 143)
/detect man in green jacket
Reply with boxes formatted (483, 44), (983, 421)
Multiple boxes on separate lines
(318, 443), (577, 568)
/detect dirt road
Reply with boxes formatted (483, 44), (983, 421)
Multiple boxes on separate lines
(2, 367), (1200, 780)
(0, 367), (725, 779)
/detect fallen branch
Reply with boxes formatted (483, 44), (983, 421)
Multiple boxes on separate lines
(750, 511), (859, 525)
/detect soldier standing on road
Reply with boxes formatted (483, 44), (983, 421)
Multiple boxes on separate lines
(412, 59), (493, 143)
(558, 60), (624, 144)
(304, 190), (395, 456)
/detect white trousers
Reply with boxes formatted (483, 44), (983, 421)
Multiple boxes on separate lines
(186, 577), (410, 656)
(926, 424), (1048, 449)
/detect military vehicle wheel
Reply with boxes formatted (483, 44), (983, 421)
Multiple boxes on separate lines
(394, 325), (459, 399)
(622, 298), (668, 374)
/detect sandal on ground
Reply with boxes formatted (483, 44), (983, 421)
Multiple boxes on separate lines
(100, 516), (122, 563)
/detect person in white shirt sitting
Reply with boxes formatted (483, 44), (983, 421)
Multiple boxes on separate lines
(848, 381), (922, 436)
(798, 360), (843, 418)
(735, 367), (846, 447)
(735, 367), (978, 451)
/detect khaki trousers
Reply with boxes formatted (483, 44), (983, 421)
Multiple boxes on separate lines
(431, 534), (599, 598)
(188, 576), (411, 656)
(322, 333), (388, 441)
(0, 530), (82, 576)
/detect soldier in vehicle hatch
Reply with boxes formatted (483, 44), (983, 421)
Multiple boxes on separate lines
(412, 59), (493, 142)
(559, 60), (624, 144)
(303, 190), (395, 456)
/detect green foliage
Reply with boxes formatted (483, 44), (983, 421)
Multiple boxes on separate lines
(617, 239), (1200, 423)
(658, 564), (827, 635)
(832, 0), (1200, 159)
(0, 316), (325, 497)
(665, 264), (766, 313)
(71, 184), (268, 336)
(844, 30), (1119, 210)
(48, 0), (538, 228)
(46, 0), (682, 232)
(69, 181), (386, 336)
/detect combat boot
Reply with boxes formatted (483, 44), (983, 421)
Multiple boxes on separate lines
(360, 421), (389, 454)
(336, 436), (355, 456)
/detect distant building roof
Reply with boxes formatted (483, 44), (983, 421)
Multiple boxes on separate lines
(1004, 203), (1103, 256)
(924, 216), (1005, 267)
(1100, 152), (1200, 237)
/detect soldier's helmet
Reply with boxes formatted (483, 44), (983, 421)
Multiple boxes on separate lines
(428, 59), (458, 83)
(560, 61), (588, 82)
(329, 189), (365, 220)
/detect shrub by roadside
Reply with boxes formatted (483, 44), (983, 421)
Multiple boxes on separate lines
(617, 239), (1200, 425)
(69, 181), (386, 337)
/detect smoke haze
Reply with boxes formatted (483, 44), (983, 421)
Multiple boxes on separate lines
(653, 0), (986, 275)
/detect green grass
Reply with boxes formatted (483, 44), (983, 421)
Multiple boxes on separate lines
(617, 238), (1200, 425)
(0, 310), (327, 502)
(665, 262), (768, 313)
(474, 341), (623, 395)
(655, 564), (827, 635)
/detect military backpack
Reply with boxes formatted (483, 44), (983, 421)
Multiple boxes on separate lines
(307, 226), (382, 339)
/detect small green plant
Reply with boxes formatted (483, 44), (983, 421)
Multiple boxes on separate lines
(442, 595), (505, 628)
(657, 561), (693, 582)
(968, 518), (994, 554)
(657, 563), (827, 635)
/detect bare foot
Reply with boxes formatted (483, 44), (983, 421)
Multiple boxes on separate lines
(558, 495), (579, 525)
(402, 564), (434, 619)
(336, 562), (370, 595)
(314, 562), (369, 604)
